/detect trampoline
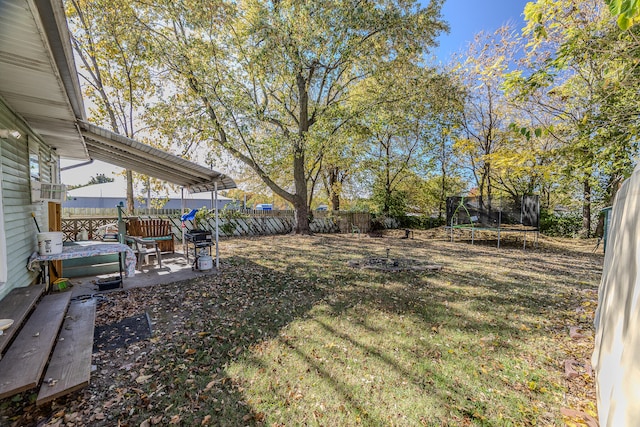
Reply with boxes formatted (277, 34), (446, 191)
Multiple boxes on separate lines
(446, 195), (540, 249)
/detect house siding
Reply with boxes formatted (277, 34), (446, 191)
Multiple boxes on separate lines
(0, 98), (55, 300)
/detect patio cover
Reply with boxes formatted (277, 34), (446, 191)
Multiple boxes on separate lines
(0, 0), (235, 193)
(78, 121), (236, 192)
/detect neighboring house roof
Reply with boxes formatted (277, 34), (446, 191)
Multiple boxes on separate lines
(0, 0), (236, 191)
(66, 178), (232, 201)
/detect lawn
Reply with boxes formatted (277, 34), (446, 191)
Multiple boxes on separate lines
(2, 230), (602, 426)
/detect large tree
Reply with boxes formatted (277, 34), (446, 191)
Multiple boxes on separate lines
(358, 64), (456, 216)
(138, 0), (447, 233)
(510, 0), (639, 236)
(66, 0), (154, 214)
(454, 26), (521, 211)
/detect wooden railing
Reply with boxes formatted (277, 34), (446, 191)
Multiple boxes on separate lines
(61, 217), (120, 242)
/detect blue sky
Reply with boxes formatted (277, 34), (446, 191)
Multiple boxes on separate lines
(431, 0), (532, 60)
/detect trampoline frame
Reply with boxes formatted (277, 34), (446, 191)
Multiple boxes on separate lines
(446, 196), (540, 249)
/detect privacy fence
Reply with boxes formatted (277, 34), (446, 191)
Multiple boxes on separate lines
(60, 210), (371, 242)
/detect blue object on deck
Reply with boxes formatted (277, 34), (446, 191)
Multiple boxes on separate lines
(181, 209), (198, 221)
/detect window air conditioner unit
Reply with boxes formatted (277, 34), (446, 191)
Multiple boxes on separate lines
(31, 180), (67, 203)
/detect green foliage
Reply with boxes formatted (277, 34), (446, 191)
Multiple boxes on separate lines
(220, 206), (248, 220)
(136, 0), (448, 234)
(88, 174), (114, 185)
(514, 0), (640, 236)
(191, 205), (247, 234)
(371, 182), (408, 217)
(369, 214), (396, 231)
(605, 0), (640, 29)
(194, 206), (210, 229)
(398, 215), (445, 230)
(68, 173), (114, 190)
(219, 221), (236, 236)
(539, 209), (583, 237)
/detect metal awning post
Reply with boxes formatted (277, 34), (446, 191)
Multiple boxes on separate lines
(181, 187), (186, 257)
(215, 182), (219, 268)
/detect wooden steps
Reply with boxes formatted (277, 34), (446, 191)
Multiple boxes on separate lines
(0, 285), (45, 355)
(0, 287), (97, 403)
(37, 299), (96, 405)
(0, 292), (71, 399)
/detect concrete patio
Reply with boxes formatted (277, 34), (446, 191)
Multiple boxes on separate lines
(69, 250), (218, 298)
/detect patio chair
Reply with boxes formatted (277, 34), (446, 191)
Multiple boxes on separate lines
(126, 236), (162, 268)
(351, 223), (361, 235)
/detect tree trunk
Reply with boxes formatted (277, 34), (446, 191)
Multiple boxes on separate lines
(582, 179), (591, 238)
(293, 71), (311, 234)
(293, 197), (310, 234)
(384, 140), (391, 215)
(327, 167), (341, 211)
(293, 152), (310, 233)
(126, 169), (134, 215)
(331, 189), (340, 211)
(439, 135), (446, 220)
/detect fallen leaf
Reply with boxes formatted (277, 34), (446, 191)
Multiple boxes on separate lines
(569, 326), (585, 339)
(136, 374), (153, 384)
(169, 415), (181, 424)
(564, 360), (579, 379)
(560, 407), (598, 427)
(201, 415), (212, 425)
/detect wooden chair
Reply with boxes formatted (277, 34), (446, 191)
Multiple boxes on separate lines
(126, 236), (162, 268)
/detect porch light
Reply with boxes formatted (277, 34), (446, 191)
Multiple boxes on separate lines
(0, 129), (21, 139)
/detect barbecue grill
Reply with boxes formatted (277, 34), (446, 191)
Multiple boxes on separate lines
(185, 229), (213, 245)
(184, 229), (213, 270)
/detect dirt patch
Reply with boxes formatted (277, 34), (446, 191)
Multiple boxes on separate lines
(93, 313), (152, 351)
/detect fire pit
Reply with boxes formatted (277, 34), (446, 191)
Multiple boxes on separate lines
(347, 248), (442, 272)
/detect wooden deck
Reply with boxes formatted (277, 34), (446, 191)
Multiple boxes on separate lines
(0, 285), (97, 403)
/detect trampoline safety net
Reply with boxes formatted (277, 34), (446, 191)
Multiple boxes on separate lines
(446, 195), (540, 229)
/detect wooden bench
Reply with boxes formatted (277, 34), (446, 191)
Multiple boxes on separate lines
(128, 219), (174, 253)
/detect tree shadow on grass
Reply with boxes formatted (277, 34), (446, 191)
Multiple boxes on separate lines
(0, 256), (327, 427)
(1, 235), (599, 426)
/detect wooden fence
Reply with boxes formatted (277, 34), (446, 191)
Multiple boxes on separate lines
(61, 211), (371, 242)
(62, 208), (297, 217)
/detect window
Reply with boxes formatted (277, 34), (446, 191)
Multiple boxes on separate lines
(29, 137), (40, 181)
(29, 153), (40, 180)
